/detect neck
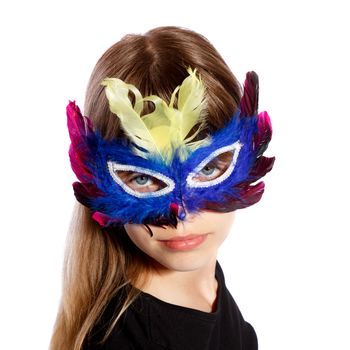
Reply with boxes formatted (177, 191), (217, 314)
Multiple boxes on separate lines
(137, 256), (219, 313)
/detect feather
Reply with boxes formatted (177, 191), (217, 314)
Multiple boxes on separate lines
(177, 68), (207, 139)
(254, 111), (273, 156)
(67, 101), (96, 182)
(240, 71), (259, 117)
(101, 68), (210, 164)
(67, 100), (93, 147)
(101, 79), (163, 159)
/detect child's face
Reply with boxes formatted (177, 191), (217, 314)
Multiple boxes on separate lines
(124, 210), (235, 272)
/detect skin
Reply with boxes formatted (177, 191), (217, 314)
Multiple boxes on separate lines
(122, 151), (235, 312)
(124, 209), (235, 313)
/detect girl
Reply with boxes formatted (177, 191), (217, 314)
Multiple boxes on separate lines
(50, 26), (274, 350)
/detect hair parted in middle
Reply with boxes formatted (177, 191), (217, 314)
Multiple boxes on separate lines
(84, 26), (242, 140)
(50, 26), (245, 350)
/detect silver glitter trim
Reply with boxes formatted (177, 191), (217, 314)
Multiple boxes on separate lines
(186, 141), (243, 188)
(107, 161), (175, 198)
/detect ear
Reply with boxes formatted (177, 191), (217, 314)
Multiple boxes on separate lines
(240, 71), (259, 117)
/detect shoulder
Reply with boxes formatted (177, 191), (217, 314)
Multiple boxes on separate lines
(85, 288), (185, 350)
(84, 291), (163, 349)
(241, 322), (259, 350)
(216, 261), (259, 350)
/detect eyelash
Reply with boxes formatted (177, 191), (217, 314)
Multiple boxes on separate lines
(127, 161), (224, 188)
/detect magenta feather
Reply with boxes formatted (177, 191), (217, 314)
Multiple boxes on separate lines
(67, 101), (95, 183)
(240, 71), (259, 117)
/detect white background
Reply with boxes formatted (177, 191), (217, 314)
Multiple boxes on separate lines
(1, 1), (349, 349)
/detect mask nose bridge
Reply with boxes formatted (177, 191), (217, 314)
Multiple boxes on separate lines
(170, 157), (187, 221)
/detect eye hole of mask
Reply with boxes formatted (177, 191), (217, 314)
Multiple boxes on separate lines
(107, 162), (175, 198)
(186, 141), (242, 188)
(193, 152), (232, 181)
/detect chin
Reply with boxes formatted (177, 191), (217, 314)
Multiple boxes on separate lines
(151, 251), (216, 273)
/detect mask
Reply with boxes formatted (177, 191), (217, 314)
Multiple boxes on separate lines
(67, 68), (275, 229)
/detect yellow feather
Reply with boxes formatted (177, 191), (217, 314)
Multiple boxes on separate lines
(101, 78), (163, 158)
(177, 68), (207, 139)
(101, 68), (211, 164)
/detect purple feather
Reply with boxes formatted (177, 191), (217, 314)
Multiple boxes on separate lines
(91, 211), (121, 227)
(240, 71), (259, 117)
(249, 156), (275, 179)
(235, 182), (265, 208)
(254, 111), (273, 156)
(72, 182), (104, 207)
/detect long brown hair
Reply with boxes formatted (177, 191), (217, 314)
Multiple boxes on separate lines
(50, 26), (242, 350)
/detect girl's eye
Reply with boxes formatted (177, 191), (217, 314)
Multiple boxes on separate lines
(118, 171), (165, 193)
(193, 152), (233, 182)
(196, 164), (221, 179)
(186, 141), (242, 188)
(132, 174), (151, 186)
(107, 161), (176, 198)
(200, 165), (216, 176)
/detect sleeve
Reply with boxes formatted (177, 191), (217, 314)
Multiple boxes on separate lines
(243, 321), (259, 350)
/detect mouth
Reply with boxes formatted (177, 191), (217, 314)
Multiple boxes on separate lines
(158, 234), (208, 251)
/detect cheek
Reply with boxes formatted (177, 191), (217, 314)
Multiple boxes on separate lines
(201, 211), (235, 241)
(219, 212), (235, 231)
(124, 224), (146, 244)
(124, 224), (157, 255)
(201, 211), (235, 228)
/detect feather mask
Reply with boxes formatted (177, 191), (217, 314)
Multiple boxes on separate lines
(67, 69), (275, 228)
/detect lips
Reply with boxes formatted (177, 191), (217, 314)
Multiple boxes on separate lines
(159, 234), (208, 251)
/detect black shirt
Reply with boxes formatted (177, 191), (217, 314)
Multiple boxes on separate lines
(85, 262), (258, 349)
